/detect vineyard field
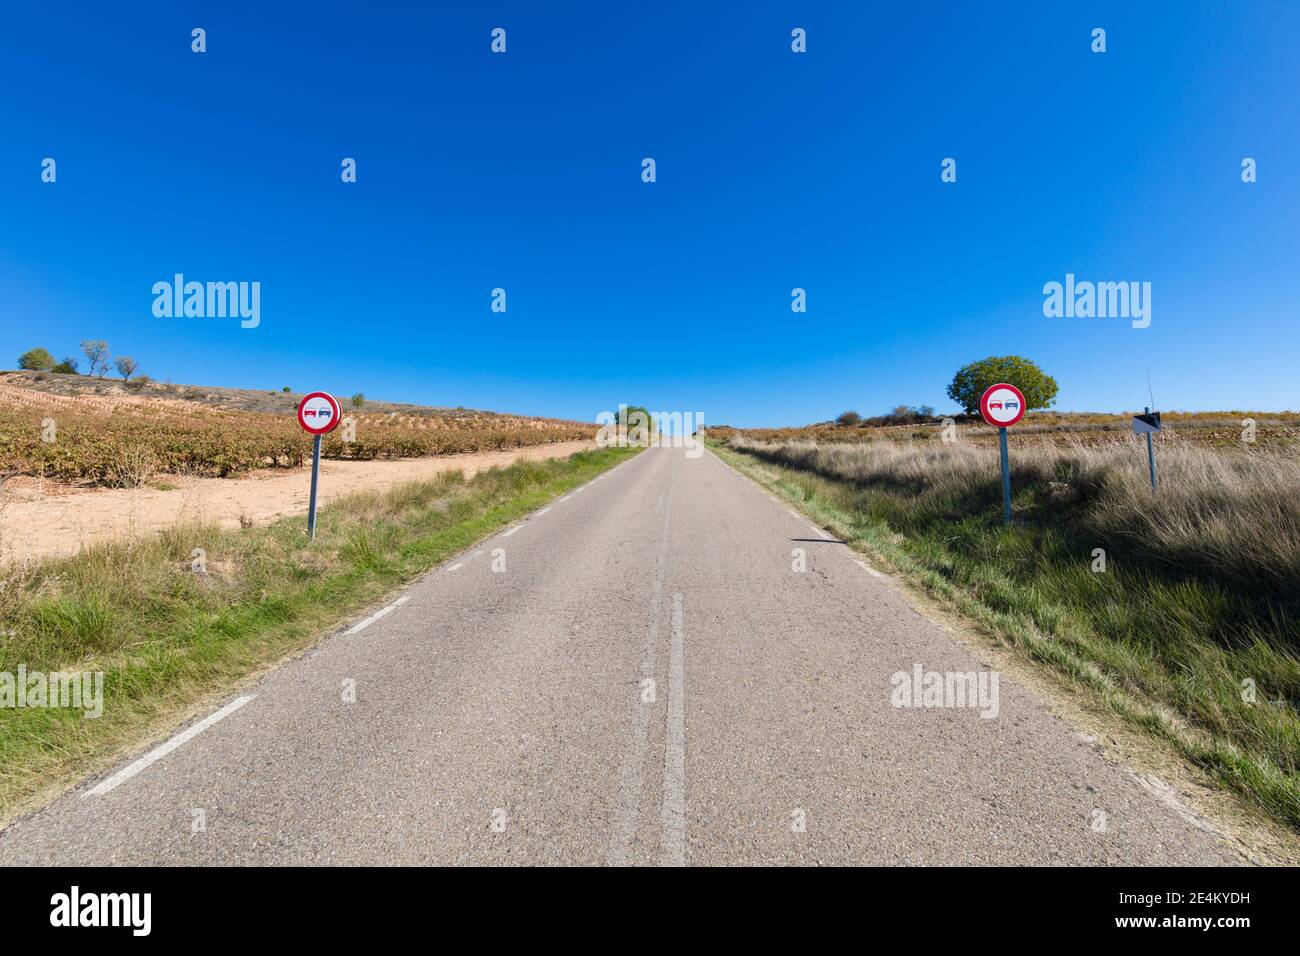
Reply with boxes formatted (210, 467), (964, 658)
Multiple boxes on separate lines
(0, 372), (595, 485)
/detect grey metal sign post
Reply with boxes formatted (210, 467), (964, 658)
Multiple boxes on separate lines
(1132, 408), (1161, 492)
(998, 426), (1012, 523)
(307, 433), (323, 539)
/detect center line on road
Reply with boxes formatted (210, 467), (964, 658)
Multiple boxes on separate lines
(610, 450), (677, 866)
(84, 695), (256, 797)
(660, 591), (687, 866)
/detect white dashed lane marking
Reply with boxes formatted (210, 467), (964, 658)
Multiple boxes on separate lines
(344, 596), (410, 633)
(446, 551), (487, 574)
(854, 559), (885, 579)
(84, 695), (256, 797)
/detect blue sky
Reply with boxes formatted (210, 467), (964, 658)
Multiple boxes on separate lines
(2, 2), (1297, 427)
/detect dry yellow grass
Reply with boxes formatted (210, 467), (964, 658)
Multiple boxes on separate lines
(712, 409), (1300, 450)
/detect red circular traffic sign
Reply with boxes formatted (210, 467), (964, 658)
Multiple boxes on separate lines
(979, 383), (1027, 428)
(297, 391), (342, 435)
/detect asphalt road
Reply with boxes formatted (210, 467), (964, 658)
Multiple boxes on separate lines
(0, 445), (1240, 865)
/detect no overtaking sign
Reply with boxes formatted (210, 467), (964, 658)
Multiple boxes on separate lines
(979, 383), (1027, 428)
(298, 392), (341, 436)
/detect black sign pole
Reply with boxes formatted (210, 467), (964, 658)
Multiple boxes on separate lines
(307, 433), (322, 539)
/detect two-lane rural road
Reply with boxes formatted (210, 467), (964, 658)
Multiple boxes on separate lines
(0, 446), (1239, 865)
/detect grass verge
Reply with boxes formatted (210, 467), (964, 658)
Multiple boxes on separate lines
(0, 446), (637, 822)
(710, 438), (1300, 832)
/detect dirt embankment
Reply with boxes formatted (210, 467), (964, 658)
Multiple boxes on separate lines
(1, 440), (596, 565)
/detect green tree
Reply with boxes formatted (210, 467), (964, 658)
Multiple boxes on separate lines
(351, 392), (366, 408)
(18, 347), (55, 371)
(615, 404), (657, 442)
(52, 357), (79, 374)
(946, 355), (1058, 415)
(836, 410), (861, 426)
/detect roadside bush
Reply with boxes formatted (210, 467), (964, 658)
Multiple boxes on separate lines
(17, 348), (55, 372)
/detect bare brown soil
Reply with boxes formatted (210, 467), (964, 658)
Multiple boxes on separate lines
(1, 440), (595, 565)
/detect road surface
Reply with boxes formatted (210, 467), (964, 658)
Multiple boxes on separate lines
(0, 445), (1239, 865)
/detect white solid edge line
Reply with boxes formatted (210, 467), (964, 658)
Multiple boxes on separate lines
(559, 495), (571, 502)
(536, 507), (551, 516)
(84, 695), (256, 797)
(502, 526), (521, 537)
(446, 562), (463, 572)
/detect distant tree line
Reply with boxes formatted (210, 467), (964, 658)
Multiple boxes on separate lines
(17, 340), (144, 384)
(835, 356), (1059, 426)
(835, 405), (937, 427)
